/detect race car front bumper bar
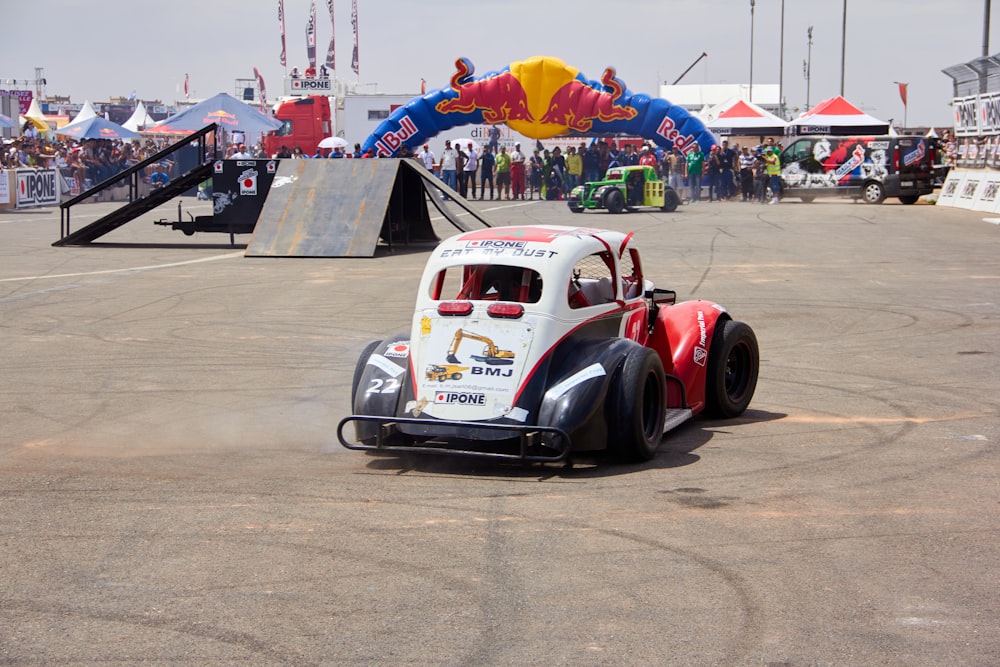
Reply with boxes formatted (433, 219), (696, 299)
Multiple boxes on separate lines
(336, 415), (572, 463)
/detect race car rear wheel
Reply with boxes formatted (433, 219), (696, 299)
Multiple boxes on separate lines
(569, 205), (584, 213)
(352, 339), (383, 407)
(705, 320), (759, 418)
(605, 189), (625, 214)
(610, 347), (667, 461)
(661, 188), (680, 212)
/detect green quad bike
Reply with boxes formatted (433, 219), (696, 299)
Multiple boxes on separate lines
(568, 165), (681, 214)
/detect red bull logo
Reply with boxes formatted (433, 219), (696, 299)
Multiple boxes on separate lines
(204, 109), (238, 126)
(540, 67), (637, 133)
(435, 58), (533, 125)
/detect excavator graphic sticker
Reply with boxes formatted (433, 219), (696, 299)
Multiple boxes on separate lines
(445, 329), (516, 366)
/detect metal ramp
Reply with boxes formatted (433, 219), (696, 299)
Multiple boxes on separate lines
(245, 159), (491, 258)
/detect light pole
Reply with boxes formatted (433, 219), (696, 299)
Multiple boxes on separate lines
(779, 0), (786, 119)
(840, 0), (848, 96)
(806, 26), (813, 109)
(749, 0), (755, 102)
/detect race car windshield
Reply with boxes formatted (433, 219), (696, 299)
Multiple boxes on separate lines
(431, 264), (542, 303)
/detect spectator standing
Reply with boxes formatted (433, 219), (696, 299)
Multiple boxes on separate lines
(686, 144), (705, 203)
(528, 149), (543, 200)
(439, 139), (458, 197)
(718, 140), (737, 200)
(463, 142), (478, 199)
(738, 146), (756, 201)
(479, 145), (495, 200)
(419, 143), (435, 173)
(455, 143), (468, 197)
(667, 148), (686, 199)
(706, 146), (721, 201)
(487, 125), (501, 152)
(565, 146), (582, 191)
(583, 143), (602, 183)
(510, 142), (526, 200)
(765, 145), (782, 204)
(638, 145), (658, 171)
(494, 145), (511, 199)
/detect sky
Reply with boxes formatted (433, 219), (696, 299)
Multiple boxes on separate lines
(3, 0), (998, 129)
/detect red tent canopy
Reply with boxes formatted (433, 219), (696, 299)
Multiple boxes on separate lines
(790, 96), (889, 135)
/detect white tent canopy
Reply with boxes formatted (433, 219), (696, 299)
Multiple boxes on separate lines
(70, 100), (99, 125)
(703, 97), (788, 135)
(789, 96), (889, 135)
(25, 97), (46, 121)
(122, 101), (156, 131)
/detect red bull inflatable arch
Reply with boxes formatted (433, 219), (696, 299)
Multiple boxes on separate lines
(361, 55), (719, 157)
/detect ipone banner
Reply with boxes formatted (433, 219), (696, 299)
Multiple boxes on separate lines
(361, 55), (719, 157)
(16, 168), (59, 208)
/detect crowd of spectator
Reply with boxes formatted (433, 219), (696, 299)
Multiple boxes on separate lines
(2, 127), (178, 189)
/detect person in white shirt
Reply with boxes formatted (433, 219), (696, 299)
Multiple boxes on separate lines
(419, 143), (435, 172)
(231, 144), (252, 159)
(510, 142), (526, 200)
(439, 140), (458, 199)
(463, 142), (479, 200)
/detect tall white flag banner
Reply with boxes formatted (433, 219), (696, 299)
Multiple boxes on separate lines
(351, 0), (359, 75)
(306, 1), (317, 69)
(278, 0), (286, 67)
(325, 0), (335, 71)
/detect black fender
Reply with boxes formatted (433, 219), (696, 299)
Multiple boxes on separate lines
(352, 333), (411, 443)
(536, 337), (643, 452)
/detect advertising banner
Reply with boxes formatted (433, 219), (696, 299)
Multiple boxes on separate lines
(953, 95), (980, 137)
(0, 169), (10, 204)
(15, 168), (59, 208)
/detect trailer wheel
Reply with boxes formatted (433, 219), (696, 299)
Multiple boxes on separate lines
(609, 347), (666, 461)
(898, 195), (919, 205)
(705, 321), (759, 418)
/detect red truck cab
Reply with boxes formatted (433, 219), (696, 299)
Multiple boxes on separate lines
(262, 96), (332, 157)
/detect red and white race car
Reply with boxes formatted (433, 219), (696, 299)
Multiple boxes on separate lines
(337, 225), (758, 463)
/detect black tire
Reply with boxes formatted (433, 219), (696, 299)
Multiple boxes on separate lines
(605, 188), (625, 214)
(351, 339), (383, 407)
(661, 188), (680, 212)
(569, 205), (584, 213)
(799, 195), (815, 203)
(705, 320), (759, 418)
(862, 180), (885, 204)
(609, 347), (667, 461)
(898, 194), (919, 205)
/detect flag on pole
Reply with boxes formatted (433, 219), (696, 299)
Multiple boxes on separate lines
(325, 0), (335, 71)
(127, 90), (137, 101)
(278, 0), (287, 67)
(420, 78), (426, 95)
(350, 0), (359, 75)
(184, 73), (189, 99)
(306, 1), (317, 69)
(254, 67), (268, 113)
(897, 82), (908, 108)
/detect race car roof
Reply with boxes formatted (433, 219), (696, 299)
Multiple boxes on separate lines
(426, 226), (632, 277)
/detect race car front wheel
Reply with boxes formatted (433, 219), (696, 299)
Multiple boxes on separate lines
(610, 347), (666, 461)
(705, 320), (759, 418)
(661, 188), (680, 212)
(605, 189), (625, 214)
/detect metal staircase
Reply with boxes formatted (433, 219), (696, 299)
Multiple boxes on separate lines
(54, 124), (216, 246)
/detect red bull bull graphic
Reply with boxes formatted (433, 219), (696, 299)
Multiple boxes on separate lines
(361, 55), (717, 158)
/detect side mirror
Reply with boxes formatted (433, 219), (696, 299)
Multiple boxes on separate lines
(646, 287), (676, 306)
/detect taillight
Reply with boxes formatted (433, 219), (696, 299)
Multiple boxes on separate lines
(893, 146), (900, 171)
(437, 301), (473, 316)
(487, 303), (524, 319)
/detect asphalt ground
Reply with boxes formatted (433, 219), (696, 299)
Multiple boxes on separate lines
(0, 192), (997, 666)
